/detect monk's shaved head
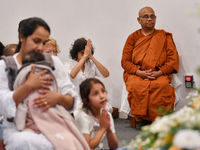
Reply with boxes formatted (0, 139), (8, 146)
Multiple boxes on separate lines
(139, 6), (155, 16)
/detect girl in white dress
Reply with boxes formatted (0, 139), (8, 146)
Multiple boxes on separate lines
(64, 38), (112, 112)
(75, 78), (118, 150)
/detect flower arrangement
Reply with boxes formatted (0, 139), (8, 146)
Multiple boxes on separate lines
(127, 91), (200, 150)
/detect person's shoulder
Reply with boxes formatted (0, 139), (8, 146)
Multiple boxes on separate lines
(51, 55), (60, 62)
(156, 29), (173, 36)
(75, 109), (94, 124)
(129, 29), (141, 37)
(63, 59), (77, 69)
(127, 29), (142, 41)
(75, 109), (90, 119)
(0, 54), (16, 69)
(50, 55), (65, 68)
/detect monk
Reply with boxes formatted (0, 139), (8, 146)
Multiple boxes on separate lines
(121, 6), (179, 124)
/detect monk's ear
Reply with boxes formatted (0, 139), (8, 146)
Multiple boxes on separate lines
(137, 17), (141, 24)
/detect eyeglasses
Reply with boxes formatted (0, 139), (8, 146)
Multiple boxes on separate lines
(139, 15), (156, 19)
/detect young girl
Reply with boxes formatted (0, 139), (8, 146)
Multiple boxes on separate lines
(75, 78), (118, 150)
(64, 38), (113, 113)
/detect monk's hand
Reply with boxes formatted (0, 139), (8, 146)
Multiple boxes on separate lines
(150, 70), (163, 79)
(136, 69), (153, 80)
(25, 65), (54, 91)
(33, 90), (61, 112)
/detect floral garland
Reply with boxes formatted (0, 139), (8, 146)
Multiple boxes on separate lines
(128, 91), (200, 150)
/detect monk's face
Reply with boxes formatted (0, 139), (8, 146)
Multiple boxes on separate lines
(137, 7), (156, 30)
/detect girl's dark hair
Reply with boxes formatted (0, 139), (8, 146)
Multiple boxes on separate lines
(79, 78), (105, 111)
(69, 38), (94, 60)
(17, 17), (51, 52)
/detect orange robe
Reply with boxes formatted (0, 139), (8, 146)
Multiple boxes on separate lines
(121, 29), (179, 121)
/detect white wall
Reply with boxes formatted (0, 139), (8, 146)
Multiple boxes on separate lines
(0, 0), (200, 110)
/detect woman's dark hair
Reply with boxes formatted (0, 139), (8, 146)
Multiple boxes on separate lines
(79, 78), (105, 111)
(69, 38), (94, 60)
(17, 17), (51, 52)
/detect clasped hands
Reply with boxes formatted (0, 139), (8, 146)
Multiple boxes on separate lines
(99, 108), (111, 133)
(135, 69), (163, 80)
(82, 39), (93, 61)
(25, 65), (60, 112)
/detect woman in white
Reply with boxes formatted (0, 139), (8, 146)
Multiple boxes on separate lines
(0, 17), (79, 150)
(64, 38), (112, 112)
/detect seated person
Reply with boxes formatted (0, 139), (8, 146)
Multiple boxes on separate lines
(121, 6), (179, 125)
(14, 50), (90, 150)
(0, 17), (88, 150)
(43, 37), (60, 56)
(64, 38), (112, 113)
(75, 78), (118, 150)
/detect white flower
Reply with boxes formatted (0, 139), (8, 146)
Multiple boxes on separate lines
(186, 93), (193, 99)
(173, 129), (200, 149)
(150, 116), (170, 134)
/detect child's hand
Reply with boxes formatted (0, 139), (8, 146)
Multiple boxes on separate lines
(99, 108), (110, 131)
(84, 39), (92, 59)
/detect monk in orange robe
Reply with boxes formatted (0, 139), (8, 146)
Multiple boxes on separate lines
(121, 6), (179, 123)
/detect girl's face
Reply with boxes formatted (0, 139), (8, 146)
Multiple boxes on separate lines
(76, 49), (84, 62)
(20, 26), (50, 55)
(88, 83), (107, 111)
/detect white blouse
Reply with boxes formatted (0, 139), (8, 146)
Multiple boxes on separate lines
(75, 109), (115, 150)
(64, 59), (104, 106)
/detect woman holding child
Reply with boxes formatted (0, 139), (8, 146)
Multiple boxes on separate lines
(0, 17), (89, 150)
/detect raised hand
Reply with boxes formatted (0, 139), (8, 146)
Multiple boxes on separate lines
(83, 39), (92, 59)
(99, 108), (110, 131)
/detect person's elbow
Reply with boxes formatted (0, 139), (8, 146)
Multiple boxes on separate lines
(104, 72), (110, 78)
(70, 73), (76, 79)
